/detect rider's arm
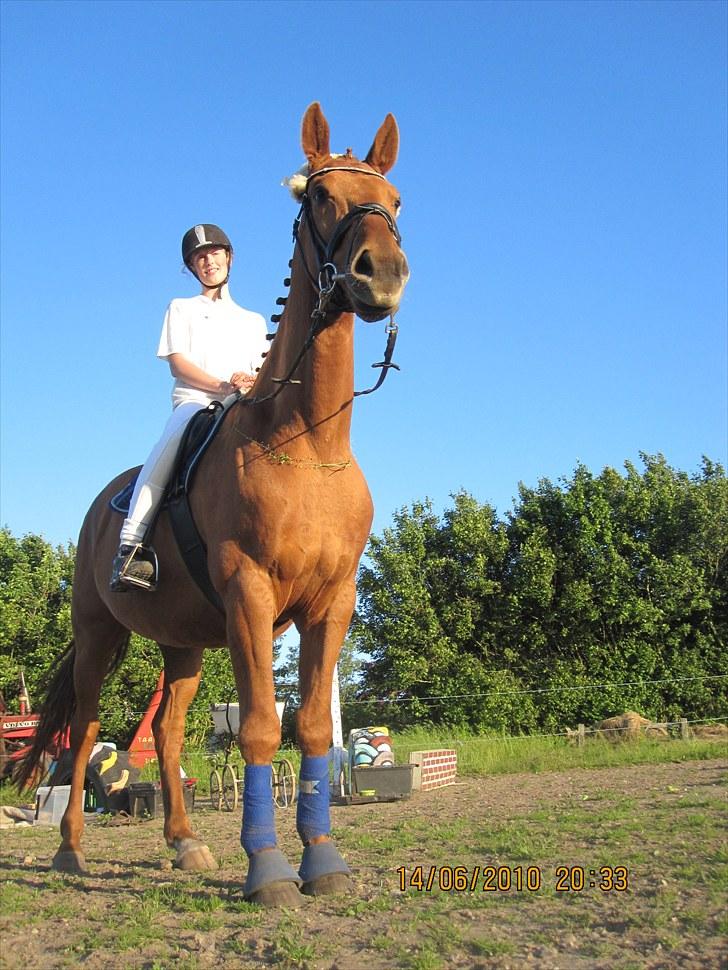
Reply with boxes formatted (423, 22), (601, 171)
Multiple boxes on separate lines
(167, 353), (233, 397)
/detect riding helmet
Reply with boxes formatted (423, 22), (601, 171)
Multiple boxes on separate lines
(181, 224), (233, 267)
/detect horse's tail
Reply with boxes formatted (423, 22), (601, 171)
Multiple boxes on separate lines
(14, 634), (130, 790)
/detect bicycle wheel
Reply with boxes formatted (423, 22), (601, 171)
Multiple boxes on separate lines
(273, 758), (296, 808)
(222, 763), (239, 811)
(209, 769), (222, 811)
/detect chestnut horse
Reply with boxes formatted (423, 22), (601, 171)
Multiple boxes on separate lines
(20, 103), (409, 907)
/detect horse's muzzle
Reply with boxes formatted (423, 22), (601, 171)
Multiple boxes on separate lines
(346, 245), (410, 322)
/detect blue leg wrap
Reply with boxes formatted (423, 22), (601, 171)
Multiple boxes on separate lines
(299, 841), (350, 884)
(296, 755), (330, 844)
(240, 765), (276, 856)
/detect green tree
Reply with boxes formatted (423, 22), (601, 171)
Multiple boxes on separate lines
(353, 493), (536, 731)
(0, 528), (236, 747)
(0, 529), (75, 709)
(353, 456), (727, 732)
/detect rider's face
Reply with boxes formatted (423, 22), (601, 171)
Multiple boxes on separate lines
(193, 247), (230, 288)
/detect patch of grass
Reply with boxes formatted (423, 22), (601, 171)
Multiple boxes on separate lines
(341, 893), (397, 917)
(470, 937), (517, 957)
(269, 929), (318, 966)
(180, 912), (222, 932)
(369, 933), (397, 952)
(0, 880), (35, 916)
(397, 942), (446, 970)
(142, 884), (224, 913)
(481, 819), (557, 859)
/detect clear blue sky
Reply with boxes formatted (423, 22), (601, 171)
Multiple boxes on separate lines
(2, 0), (726, 551)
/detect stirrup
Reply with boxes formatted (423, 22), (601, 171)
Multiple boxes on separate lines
(110, 543), (158, 592)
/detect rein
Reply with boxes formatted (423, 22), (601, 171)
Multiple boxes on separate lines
(242, 166), (402, 406)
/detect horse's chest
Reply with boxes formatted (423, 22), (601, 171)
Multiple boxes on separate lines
(259, 475), (372, 582)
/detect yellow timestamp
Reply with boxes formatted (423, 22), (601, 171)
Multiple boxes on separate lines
(396, 865), (629, 893)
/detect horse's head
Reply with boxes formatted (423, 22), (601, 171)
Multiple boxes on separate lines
(289, 102), (410, 323)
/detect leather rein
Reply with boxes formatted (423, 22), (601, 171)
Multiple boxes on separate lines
(242, 166), (403, 406)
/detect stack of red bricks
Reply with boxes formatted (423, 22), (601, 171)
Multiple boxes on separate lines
(408, 749), (457, 791)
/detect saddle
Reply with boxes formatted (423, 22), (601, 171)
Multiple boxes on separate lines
(110, 400), (233, 612)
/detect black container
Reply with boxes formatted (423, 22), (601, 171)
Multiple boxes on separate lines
(128, 782), (163, 818)
(128, 780), (196, 818)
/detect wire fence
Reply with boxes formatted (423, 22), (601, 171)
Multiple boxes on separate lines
(431, 714), (728, 746)
(340, 673), (728, 708)
(121, 672), (728, 720)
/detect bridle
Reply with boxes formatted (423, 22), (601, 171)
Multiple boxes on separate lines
(242, 165), (403, 406)
(296, 167), (402, 310)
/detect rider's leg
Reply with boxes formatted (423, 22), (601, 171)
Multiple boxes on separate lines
(110, 402), (200, 590)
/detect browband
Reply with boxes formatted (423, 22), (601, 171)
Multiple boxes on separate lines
(306, 166), (386, 185)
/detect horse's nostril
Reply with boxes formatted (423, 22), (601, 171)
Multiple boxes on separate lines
(352, 250), (374, 279)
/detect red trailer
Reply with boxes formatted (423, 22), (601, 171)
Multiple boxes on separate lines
(1, 670), (164, 787)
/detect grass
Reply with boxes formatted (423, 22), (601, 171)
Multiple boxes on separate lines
(389, 726), (726, 776)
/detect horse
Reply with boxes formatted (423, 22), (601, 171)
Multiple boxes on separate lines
(19, 102), (410, 907)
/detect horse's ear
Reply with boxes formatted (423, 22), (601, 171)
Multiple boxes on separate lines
(301, 102), (331, 163)
(365, 113), (399, 175)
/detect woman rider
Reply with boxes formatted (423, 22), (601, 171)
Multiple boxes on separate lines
(110, 223), (268, 591)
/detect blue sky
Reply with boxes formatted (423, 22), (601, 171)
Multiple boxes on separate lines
(2, 0), (726, 552)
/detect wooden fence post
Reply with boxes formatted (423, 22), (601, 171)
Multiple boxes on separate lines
(577, 724), (585, 748)
(679, 717), (689, 741)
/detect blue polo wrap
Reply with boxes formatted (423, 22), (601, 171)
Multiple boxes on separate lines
(296, 755), (330, 843)
(240, 764), (276, 856)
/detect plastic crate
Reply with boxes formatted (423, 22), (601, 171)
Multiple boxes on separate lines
(35, 785), (71, 825)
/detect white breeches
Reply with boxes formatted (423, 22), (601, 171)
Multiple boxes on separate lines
(119, 402), (202, 545)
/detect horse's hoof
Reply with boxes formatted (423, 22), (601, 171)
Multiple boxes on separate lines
(301, 870), (353, 896)
(173, 838), (218, 871)
(247, 880), (305, 908)
(298, 841), (351, 896)
(243, 847), (302, 905)
(52, 849), (86, 873)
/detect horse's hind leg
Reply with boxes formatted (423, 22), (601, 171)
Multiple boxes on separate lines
(54, 616), (129, 873)
(155, 645), (217, 871)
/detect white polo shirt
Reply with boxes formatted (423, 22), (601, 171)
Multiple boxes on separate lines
(157, 294), (268, 408)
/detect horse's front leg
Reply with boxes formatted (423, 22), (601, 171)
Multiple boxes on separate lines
(226, 579), (303, 907)
(155, 645), (216, 871)
(295, 585), (356, 896)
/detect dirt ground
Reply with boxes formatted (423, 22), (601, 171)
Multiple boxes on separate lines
(1, 757), (726, 970)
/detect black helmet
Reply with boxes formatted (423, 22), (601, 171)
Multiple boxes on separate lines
(181, 224), (233, 267)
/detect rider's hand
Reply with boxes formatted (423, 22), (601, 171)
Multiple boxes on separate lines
(230, 371), (256, 392)
(218, 380), (236, 397)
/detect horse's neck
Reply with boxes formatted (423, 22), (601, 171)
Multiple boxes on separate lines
(250, 253), (356, 459)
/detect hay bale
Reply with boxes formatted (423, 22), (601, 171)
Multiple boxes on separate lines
(566, 712), (669, 743)
(690, 723), (728, 741)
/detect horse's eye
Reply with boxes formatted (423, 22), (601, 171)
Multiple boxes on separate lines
(393, 198), (402, 216)
(313, 186), (328, 205)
